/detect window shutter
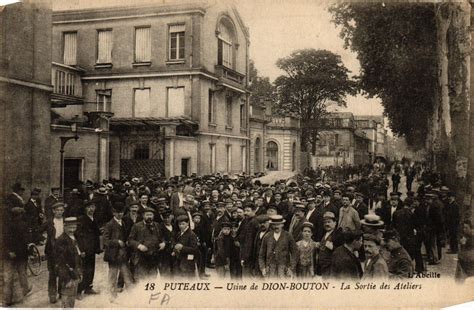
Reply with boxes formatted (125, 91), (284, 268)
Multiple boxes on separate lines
(97, 30), (112, 63)
(218, 40), (223, 65)
(135, 27), (151, 62)
(63, 32), (77, 65)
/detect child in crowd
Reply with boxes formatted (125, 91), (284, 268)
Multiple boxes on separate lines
(295, 222), (318, 278)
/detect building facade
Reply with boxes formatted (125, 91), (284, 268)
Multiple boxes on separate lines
(314, 112), (371, 167)
(50, 1), (251, 188)
(1, 1), (53, 197)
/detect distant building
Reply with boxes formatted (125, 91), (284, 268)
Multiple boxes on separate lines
(354, 115), (387, 161)
(50, 1), (251, 188)
(0, 1), (53, 196)
(315, 112), (371, 166)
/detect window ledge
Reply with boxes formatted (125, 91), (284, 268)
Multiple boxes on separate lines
(95, 63), (112, 69)
(225, 125), (233, 130)
(132, 62), (152, 67)
(208, 123), (217, 128)
(240, 128), (248, 132)
(166, 60), (186, 65)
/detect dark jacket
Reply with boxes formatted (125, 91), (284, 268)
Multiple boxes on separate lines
(24, 198), (43, 228)
(4, 215), (29, 261)
(76, 215), (101, 255)
(330, 245), (363, 279)
(44, 195), (60, 220)
(102, 218), (129, 264)
(318, 229), (343, 276)
(362, 253), (389, 279)
(214, 233), (233, 267)
(123, 212), (141, 238)
(128, 221), (164, 257)
(174, 228), (199, 274)
(387, 245), (413, 279)
(239, 217), (260, 263)
(92, 193), (112, 227)
(55, 233), (82, 284)
(43, 218), (61, 257)
(259, 230), (297, 272)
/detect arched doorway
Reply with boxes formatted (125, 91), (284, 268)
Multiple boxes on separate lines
(266, 141), (278, 171)
(254, 138), (261, 172)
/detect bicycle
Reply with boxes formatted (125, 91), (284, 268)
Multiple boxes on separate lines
(27, 242), (42, 276)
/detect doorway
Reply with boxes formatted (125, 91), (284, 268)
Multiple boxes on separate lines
(181, 158), (190, 176)
(64, 158), (82, 190)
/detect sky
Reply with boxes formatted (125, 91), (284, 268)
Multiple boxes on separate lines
(51, 0), (385, 117)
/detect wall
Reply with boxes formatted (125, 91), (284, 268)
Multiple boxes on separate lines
(0, 1), (52, 198)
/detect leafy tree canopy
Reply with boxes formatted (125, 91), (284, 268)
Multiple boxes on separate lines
(330, 2), (437, 148)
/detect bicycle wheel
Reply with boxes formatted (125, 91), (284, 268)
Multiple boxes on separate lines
(27, 244), (42, 276)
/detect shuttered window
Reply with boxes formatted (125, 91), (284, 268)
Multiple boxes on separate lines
(169, 24), (185, 60)
(63, 32), (77, 65)
(134, 88), (151, 117)
(218, 25), (232, 68)
(135, 27), (151, 62)
(167, 87), (185, 117)
(97, 30), (112, 64)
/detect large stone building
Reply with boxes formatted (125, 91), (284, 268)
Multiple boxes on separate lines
(314, 112), (371, 167)
(354, 115), (387, 162)
(50, 1), (252, 188)
(1, 0), (53, 197)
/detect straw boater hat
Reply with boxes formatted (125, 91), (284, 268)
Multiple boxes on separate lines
(361, 214), (384, 227)
(269, 214), (286, 225)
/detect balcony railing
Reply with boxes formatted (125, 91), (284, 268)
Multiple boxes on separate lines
(83, 101), (112, 113)
(52, 63), (83, 98)
(269, 117), (299, 128)
(215, 65), (245, 85)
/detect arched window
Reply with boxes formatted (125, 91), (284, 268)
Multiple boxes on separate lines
(217, 17), (236, 69)
(255, 138), (261, 172)
(266, 141), (278, 171)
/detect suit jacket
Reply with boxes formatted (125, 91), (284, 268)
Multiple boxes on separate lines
(214, 233), (233, 266)
(318, 229), (343, 275)
(43, 218), (60, 257)
(306, 207), (324, 241)
(4, 216), (29, 261)
(92, 194), (112, 227)
(128, 221), (164, 257)
(353, 201), (368, 220)
(392, 208), (416, 242)
(55, 233), (82, 284)
(377, 205), (400, 228)
(158, 222), (175, 256)
(76, 215), (101, 255)
(24, 198), (43, 228)
(102, 218), (129, 263)
(123, 212), (141, 238)
(5, 192), (24, 211)
(362, 254), (389, 279)
(174, 228), (199, 274)
(387, 245), (413, 279)
(212, 214), (230, 240)
(330, 245), (363, 279)
(238, 217), (260, 263)
(289, 216), (306, 241)
(259, 230), (297, 272)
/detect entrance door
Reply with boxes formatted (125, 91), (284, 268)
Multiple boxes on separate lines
(181, 158), (190, 176)
(266, 141), (278, 171)
(64, 159), (82, 190)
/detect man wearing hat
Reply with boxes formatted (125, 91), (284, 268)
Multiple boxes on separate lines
(76, 201), (101, 296)
(128, 207), (166, 280)
(317, 212), (342, 277)
(295, 222), (318, 278)
(259, 215), (297, 278)
(214, 221), (233, 278)
(92, 186), (112, 229)
(175, 195), (197, 230)
(305, 196), (324, 241)
(157, 209), (176, 277)
(382, 230), (413, 278)
(174, 215), (199, 278)
(338, 195), (361, 231)
(239, 204), (260, 278)
(3, 206), (31, 306)
(378, 192), (402, 228)
(24, 188), (45, 245)
(55, 217), (82, 308)
(362, 234), (389, 279)
(252, 215), (271, 277)
(353, 192), (368, 220)
(43, 202), (65, 304)
(191, 212), (210, 278)
(445, 192), (460, 254)
(44, 187), (61, 221)
(5, 182), (26, 212)
(330, 229), (364, 279)
(392, 199), (417, 266)
(103, 202), (133, 301)
(123, 202), (142, 237)
(170, 183), (185, 214)
(424, 192), (443, 265)
(288, 204), (307, 241)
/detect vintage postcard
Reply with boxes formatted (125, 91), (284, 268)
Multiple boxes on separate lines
(1, 0), (473, 308)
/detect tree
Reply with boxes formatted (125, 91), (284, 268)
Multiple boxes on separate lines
(330, 2), (438, 149)
(273, 49), (356, 153)
(248, 59), (275, 106)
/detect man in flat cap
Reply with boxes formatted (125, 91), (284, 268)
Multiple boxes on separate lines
(382, 230), (413, 279)
(76, 201), (101, 296)
(288, 204), (307, 241)
(55, 217), (82, 308)
(128, 207), (166, 281)
(361, 234), (388, 280)
(317, 212), (343, 277)
(24, 188), (45, 245)
(174, 215), (199, 278)
(103, 202), (133, 302)
(157, 209), (176, 278)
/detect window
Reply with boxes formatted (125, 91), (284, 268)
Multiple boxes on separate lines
(254, 138), (261, 172)
(241, 146), (246, 172)
(63, 32), (77, 65)
(135, 27), (151, 63)
(169, 24), (185, 60)
(167, 87), (185, 117)
(134, 88), (151, 117)
(226, 145), (232, 172)
(335, 134), (340, 146)
(208, 89), (215, 124)
(97, 30), (112, 64)
(240, 101), (246, 129)
(266, 141), (278, 170)
(217, 24), (233, 68)
(54, 70), (76, 96)
(226, 96), (233, 127)
(134, 144), (149, 160)
(210, 144), (216, 173)
(96, 89), (111, 112)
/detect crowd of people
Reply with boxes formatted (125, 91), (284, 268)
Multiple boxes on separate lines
(3, 162), (473, 307)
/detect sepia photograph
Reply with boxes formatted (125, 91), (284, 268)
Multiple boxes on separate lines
(1, 0), (473, 308)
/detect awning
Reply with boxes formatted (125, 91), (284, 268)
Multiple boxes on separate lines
(110, 116), (198, 128)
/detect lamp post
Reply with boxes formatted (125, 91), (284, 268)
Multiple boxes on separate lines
(59, 122), (80, 195)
